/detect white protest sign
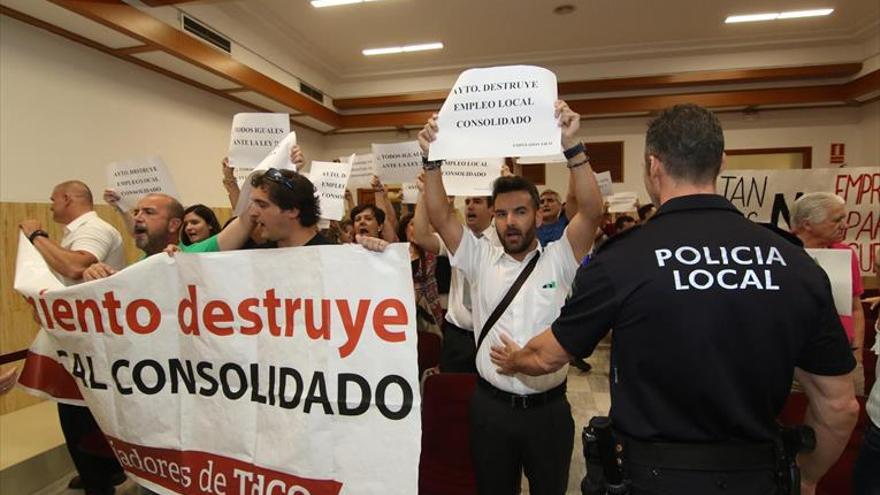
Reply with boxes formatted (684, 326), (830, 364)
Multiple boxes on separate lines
(372, 141), (423, 184)
(608, 192), (639, 213)
(106, 156), (179, 211)
(595, 171), (613, 197)
(14, 236), (420, 495)
(401, 183), (420, 204)
(429, 65), (560, 160)
(311, 157), (354, 221)
(234, 132), (297, 216)
(228, 113), (290, 168)
(805, 248), (854, 316)
(717, 167), (878, 275)
(341, 153), (376, 189)
(441, 158), (504, 197)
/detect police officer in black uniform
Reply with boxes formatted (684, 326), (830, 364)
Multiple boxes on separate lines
(490, 104), (859, 495)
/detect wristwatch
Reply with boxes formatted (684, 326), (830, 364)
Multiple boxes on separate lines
(28, 229), (49, 243)
(563, 142), (586, 160)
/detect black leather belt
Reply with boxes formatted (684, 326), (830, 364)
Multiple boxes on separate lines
(477, 377), (566, 409)
(621, 434), (778, 471)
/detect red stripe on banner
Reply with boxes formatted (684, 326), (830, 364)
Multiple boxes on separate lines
(17, 351), (83, 401)
(106, 436), (343, 495)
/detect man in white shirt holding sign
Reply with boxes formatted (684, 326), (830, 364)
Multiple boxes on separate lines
(419, 100), (603, 495)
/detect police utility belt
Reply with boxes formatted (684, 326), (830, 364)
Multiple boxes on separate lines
(580, 416), (816, 495)
(474, 250), (554, 410)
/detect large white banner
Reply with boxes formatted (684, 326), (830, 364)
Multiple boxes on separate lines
(106, 156), (179, 211)
(429, 65), (560, 160)
(15, 235), (420, 495)
(717, 167), (878, 275)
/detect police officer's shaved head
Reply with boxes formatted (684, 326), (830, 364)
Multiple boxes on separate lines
(645, 104), (724, 185)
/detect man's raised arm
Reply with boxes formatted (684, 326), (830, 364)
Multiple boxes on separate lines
(411, 173), (441, 254)
(557, 100), (603, 261)
(418, 114), (463, 254)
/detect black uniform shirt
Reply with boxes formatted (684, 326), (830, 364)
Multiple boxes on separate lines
(551, 194), (855, 443)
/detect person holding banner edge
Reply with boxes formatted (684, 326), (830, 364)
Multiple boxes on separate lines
(419, 99), (604, 495)
(19, 180), (127, 494)
(489, 104), (858, 495)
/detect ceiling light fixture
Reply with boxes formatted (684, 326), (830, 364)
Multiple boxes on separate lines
(725, 8), (833, 23)
(363, 42), (444, 56)
(311, 0), (381, 8)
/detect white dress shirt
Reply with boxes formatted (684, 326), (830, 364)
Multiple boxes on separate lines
(59, 211), (126, 285)
(451, 228), (579, 394)
(437, 223), (502, 331)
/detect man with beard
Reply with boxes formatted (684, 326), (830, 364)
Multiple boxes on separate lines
(83, 193), (253, 278)
(418, 100), (603, 494)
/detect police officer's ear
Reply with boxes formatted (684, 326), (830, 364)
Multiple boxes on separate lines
(646, 154), (663, 180)
(719, 152), (728, 172)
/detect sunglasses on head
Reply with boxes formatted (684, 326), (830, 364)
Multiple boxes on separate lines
(263, 168), (296, 191)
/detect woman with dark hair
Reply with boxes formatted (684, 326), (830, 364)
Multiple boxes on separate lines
(398, 213), (443, 336)
(181, 204), (221, 245)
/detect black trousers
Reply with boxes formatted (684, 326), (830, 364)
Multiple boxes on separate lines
(469, 385), (574, 495)
(626, 463), (779, 494)
(58, 403), (124, 494)
(439, 320), (477, 373)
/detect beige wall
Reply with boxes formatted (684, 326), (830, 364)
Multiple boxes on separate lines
(0, 15), (324, 207)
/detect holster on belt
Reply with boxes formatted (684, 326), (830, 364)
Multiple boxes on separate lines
(580, 417), (816, 495)
(581, 416), (629, 495)
(776, 424), (816, 495)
